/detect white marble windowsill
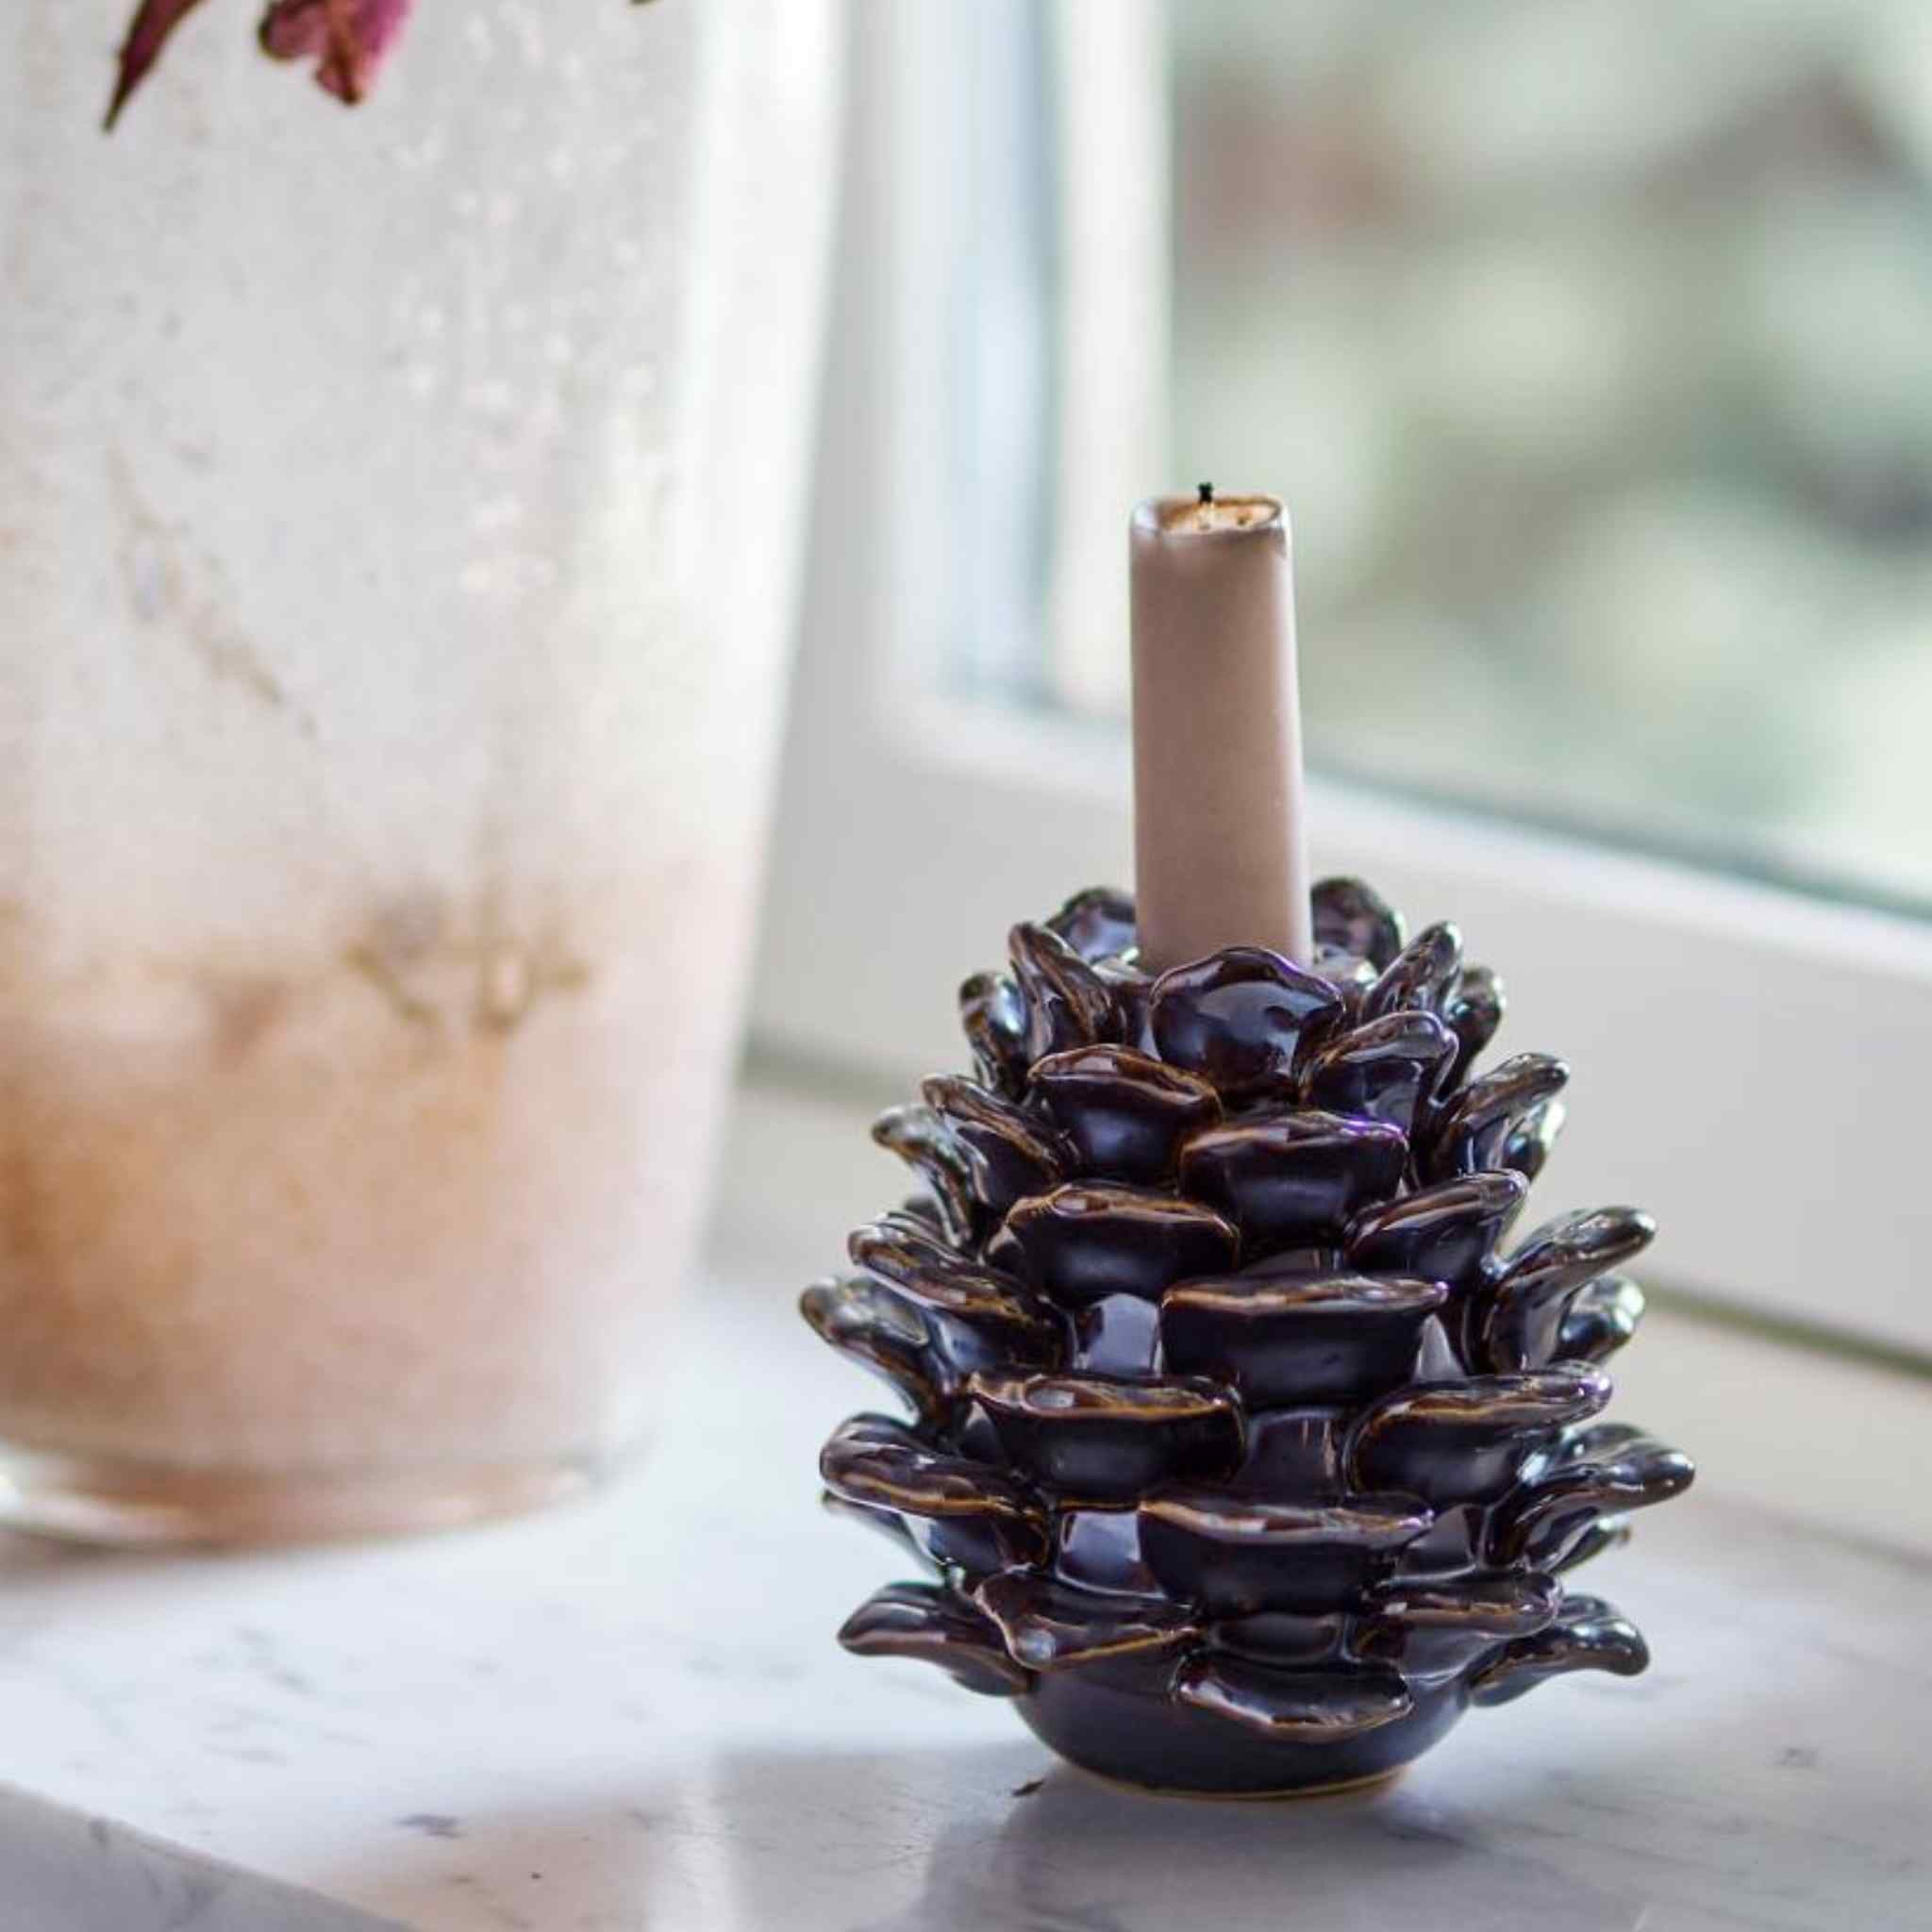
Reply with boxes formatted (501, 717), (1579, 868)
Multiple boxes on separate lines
(0, 1080), (1925, 1932)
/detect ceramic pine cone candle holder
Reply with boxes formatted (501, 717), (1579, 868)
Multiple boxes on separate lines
(801, 878), (1693, 1796)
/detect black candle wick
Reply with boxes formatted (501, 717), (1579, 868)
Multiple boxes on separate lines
(1197, 481), (1214, 506)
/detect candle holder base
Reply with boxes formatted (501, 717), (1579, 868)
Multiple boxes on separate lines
(1016, 1669), (1464, 1797)
(801, 876), (1693, 1795)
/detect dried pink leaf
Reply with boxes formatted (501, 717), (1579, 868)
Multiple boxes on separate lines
(104, 0), (212, 130)
(258, 0), (415, 106)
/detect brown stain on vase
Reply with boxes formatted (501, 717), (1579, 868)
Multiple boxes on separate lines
(346, 891), (592, 1040)
(200, 974), (293, 1066)
(108, 450), (316, 736)
(0, 877), (707, 1483)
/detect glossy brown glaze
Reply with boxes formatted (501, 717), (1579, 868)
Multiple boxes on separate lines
(806, 876), (1692, 1794)
(1030, 1046), (1222, 1184)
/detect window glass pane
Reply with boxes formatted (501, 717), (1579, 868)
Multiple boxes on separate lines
(1158, 0), (1932, 913)
(938, 0), (1058, 701)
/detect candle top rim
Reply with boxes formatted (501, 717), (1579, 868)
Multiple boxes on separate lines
(1133, 492), (1288, 540)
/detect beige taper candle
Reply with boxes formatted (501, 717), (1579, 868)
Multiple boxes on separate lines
(1129, 489), (1313, 973)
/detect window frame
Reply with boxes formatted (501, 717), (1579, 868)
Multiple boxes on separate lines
(750, 1), (1932, 1357)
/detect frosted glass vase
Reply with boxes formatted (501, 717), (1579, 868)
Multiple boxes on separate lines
(0, 0), (840, 1542)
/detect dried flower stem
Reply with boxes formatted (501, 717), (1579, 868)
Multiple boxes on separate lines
(104, 0), (210, 130)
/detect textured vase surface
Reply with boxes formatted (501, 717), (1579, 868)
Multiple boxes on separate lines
(0, 0), (840, 1542)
